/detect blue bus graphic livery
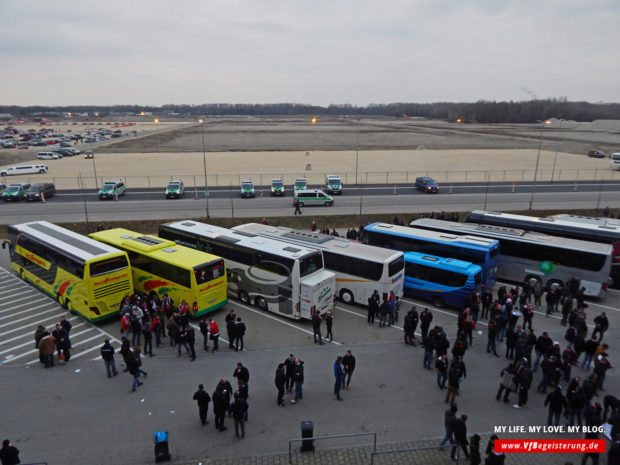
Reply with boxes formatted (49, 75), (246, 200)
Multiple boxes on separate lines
(404, 252), (482, 309)
(362, 223), (499, 289)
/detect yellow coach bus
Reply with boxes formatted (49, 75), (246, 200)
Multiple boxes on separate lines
(89, 228), (227, 316)
(4, 221), (133, 321)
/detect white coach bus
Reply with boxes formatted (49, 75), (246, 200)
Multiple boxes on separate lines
(158, 221), (336, 320)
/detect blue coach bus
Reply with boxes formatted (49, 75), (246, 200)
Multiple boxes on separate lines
(404, 252), (482, 308)
(362, 222), (499, 289)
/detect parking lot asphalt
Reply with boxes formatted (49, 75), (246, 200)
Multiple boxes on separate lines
(0, 242), (618, 465)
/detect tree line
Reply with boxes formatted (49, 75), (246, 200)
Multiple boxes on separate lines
(1, 99), (619, 123)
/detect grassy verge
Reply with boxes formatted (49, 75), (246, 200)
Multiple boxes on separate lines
(0, 207), (614, 239)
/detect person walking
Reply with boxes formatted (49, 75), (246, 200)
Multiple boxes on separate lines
(127, 351), (143, 392)
(0, 439), (20, 465)
(186, 325), (196, 361)
(333, 356), (345, 401)
(312, 311), (324, 344)
(367, 290), (379, 325)
(342, 350), (356, 389)
(446, 365), (460, 404)
(324, 311), (334, 341)
(544, 386), (567, 426)
(234, 317), (246, 351)
(193, 384), (211, 425)
(293, 198), (302, 215)
(142, 318), (154, 357)
(275, 363), (286, 406)
(208, 318), (220, 352)
(592, 312), (609, 342)
(496, 363), (517, 403)
(225, 309), (237, 349)
(212, 387), (228, 432)
(439, 403), (458, 449)
(450, 415), (470, 461)
(513, 363), (533, 409)
(284, 354), (296, 393)
(100, 339), (119, 378)
(291, 357), (304, 404)
(436, 354), (448, 390)
(230, 392), (248, 438)
(198, 318), (210, 351)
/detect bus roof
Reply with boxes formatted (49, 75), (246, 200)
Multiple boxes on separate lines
(10, 221), (121, 261)
(89, 228), (222, 266)
(161, 221), (321, 260)
(365, 222), (499, 250)
(410, 218), (613, 255)
(232, 223), (403, 262)
(404, 251), (482, 274)
(467, 210), (620, 240)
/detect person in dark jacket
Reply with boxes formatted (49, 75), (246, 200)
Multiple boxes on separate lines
(233, 362), (250, 388)
(0, 439), (20, 465)
(333, 356), (345, 401)
(119, 336), (131, 372)
(436, 354), (448, 390)
(608, 433), (620, 465)
(230, 392), (248, 438)
(439, 403), (457, 448)
(544, 386), (567, 426)
(275, 363), (286, 406)
(312, 311), (323, 344)
(291, 358), (304, 403)
(100, 339), (118, 378)
(284, 354), (295, 393)
(450, 415), (470, 461)
(470, 433), (482, 465)
(234, 317), (246, 351)
(225, 309), (237, 349)
(533, 331), (553, 371)
(186, 326), (196, 361)
(342, 350), (356, 388)
(378, 294), (390, 328)
(592, 312), (609, 341)
(420, 307), (433, 339)
(127, 352), (143, 392)
(487, 319), (499, 356)
(193, 384), (211, 425)
(367, 290), (379, 325)
(496, 363), (517, 403)
(403, 310), (416, 345)
(198, 318), (209, 351)
(212, 387), (228, 432)
(409, 306), (419, 338)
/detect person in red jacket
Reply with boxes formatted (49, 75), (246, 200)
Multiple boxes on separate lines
(208, 318), (220, 353)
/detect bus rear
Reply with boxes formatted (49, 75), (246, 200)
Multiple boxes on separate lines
(86, 254), (134, 320)
(403, 252), (482, 309)
(193, 258), (228, 315)
(298, 252), (335, 319)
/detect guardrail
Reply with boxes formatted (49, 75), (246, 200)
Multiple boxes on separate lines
(2, 168), (620, 190)
(370, 443), (464, 465)
(288, 431), (377, 464)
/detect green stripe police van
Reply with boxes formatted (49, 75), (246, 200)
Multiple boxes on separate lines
(294, 189), (334, 207)
(98, 180), (126, 200)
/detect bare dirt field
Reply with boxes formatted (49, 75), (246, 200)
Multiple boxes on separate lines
(2, 117), (619, 188)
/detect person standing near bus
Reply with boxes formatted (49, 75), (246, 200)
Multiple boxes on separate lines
(420, 307), (433, 339)
(225, 309), (237, 350)
(193, 384), (211, 425)
(208, 318), (220, 352)
(234, 317), (246, 352)
(378, 294), (390, 328)
(367, 290), (379, 325)
(186, 325), (196, 361)
(291, 357), (304, 404)
(100, 339), (119, 378)
(59, 315), (72, 350)
(199, 318), (210, 351)
(324, 311), (334, 341)
(312, 311), (324, 344)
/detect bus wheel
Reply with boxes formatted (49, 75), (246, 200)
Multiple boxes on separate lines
(20, 269), (25, 281)
(66, 299), (75, 314)
(546, 279), (563, 292)
(57, 294), (67, 309)
(148, 291), (160, 305)
(239, 291), (250, 305)
(255, 296), (268, 311)
(298, 202), (304, 207)
(339, 289), (354, 304)
(324, 201), (331, 206)
(432, 296), (445, 308)
(525, 275), (542, 287)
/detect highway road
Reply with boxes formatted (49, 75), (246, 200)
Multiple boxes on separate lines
(1, 181), (619, 223)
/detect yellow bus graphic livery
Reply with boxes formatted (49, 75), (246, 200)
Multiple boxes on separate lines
(6, 221), (134, 322)
(89, 228), (227, 316)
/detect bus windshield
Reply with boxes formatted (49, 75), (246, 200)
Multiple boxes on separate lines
(388, 255), (405, 276)
(299, 252), (324, 277)
(90, 255), (129, 276)
(194, 259), (226, 285)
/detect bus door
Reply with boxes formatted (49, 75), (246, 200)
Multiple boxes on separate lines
(278, 286), (293, 315)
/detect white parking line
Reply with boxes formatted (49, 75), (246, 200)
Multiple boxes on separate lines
(23, 333), (105, 365)
(0, 304), (56, 321)
(230, 301), (342, 345)
(0, 295), (49, 308)
(0, 290), (35, 300)
(0, 322), (87, 347)
(583, 301), (620, 313)
(0, 325), (93, 355)
(0, 307), (61, 329)
(0, 288), (31, 297)
(0, 314), (79, 337)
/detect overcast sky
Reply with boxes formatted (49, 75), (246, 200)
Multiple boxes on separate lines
(1, 0), (618, 106)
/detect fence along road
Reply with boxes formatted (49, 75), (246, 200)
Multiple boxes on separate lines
(0, 266), (118, 366)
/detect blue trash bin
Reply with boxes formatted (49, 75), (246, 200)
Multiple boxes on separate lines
(154, 431), (171, 462)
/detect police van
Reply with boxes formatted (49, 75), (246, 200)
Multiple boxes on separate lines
(293, 189), (334, 207)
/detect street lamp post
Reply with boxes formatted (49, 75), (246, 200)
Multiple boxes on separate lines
(91, 154), (99, 190)
(355, 118), (360, 185)
(529, 120), (551, 210)
(199, 120), (210, 218)
(551, 119), (564, 182)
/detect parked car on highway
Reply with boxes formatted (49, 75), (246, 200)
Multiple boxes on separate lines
(240, 180), (255, 198)
(294, 178), (307, 192)
(588, 150), (606, 158)
(98, 180), (126, 200)
(3, 183), (31, 201)
(165, 180), (185, 199)
(270, 178), (285, 196)
(325, 174), (343, 195)
(293, 189), (334, 207)
(25, 183), (56, 201)
(415, 176), (439, 193)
